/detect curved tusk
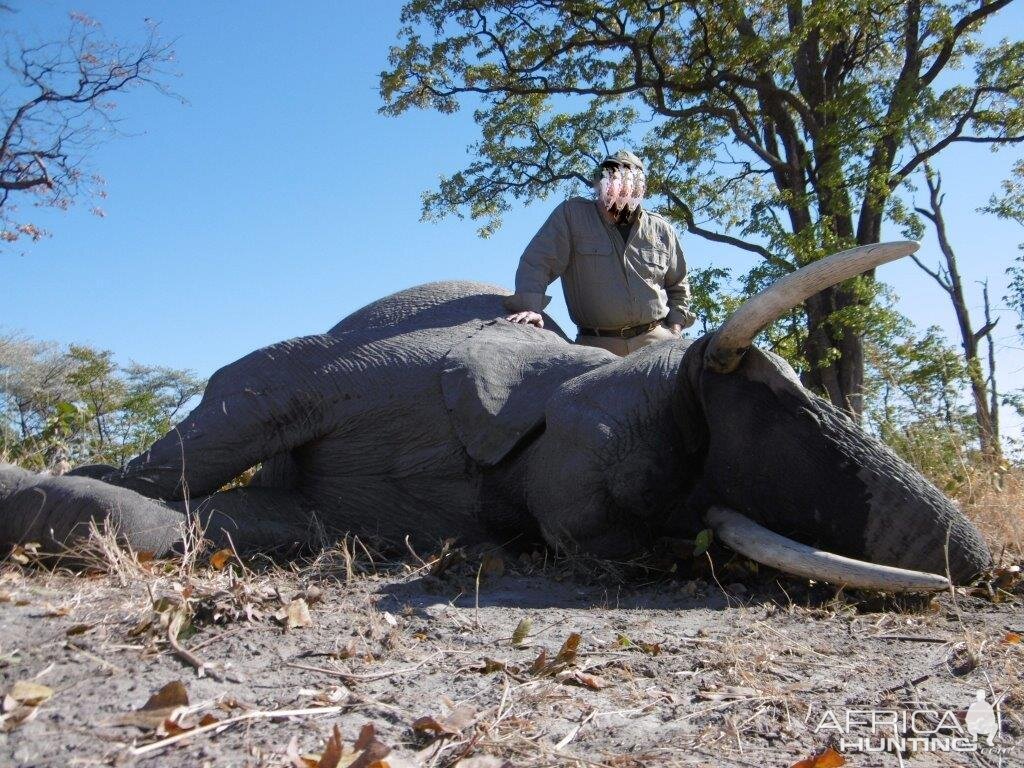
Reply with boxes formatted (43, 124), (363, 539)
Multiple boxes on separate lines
(705, 241), (920, 374)
(704, 506), (950, 592)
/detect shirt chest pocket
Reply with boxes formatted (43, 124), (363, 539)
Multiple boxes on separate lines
(636, 246), (670, 280)
(574, 237), (620, 284)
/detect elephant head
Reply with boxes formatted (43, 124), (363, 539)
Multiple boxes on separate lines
(695, 243), (989, 589)
(518, 242), (990, 591)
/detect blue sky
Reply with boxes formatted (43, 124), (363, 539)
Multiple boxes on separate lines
(5, 2), (1024, 437)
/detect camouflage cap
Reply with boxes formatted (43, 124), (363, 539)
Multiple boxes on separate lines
(599, 149), (645, 172)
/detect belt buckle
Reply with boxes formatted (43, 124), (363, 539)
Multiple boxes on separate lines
(617, 326), (631, 338)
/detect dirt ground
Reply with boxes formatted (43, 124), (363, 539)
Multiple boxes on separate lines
(0, 542), (1021, 768)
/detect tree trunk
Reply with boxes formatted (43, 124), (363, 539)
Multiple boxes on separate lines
(915, 169), (1001, 461)
(983, 284), (1000, 452)
(802, 283), (865, 417)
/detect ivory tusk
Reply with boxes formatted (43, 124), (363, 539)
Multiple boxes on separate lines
(704, 506), (950, 592)
(705, 241), (920, 373)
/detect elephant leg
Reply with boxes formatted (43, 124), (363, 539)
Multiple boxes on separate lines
(0, 473), (185, 556)
(0, 463), (36, 502)
(248, 451), (301, 490)
(111, 334), (345, 500)
(170, 486), (326, 555)
(1, 469), (324, 558)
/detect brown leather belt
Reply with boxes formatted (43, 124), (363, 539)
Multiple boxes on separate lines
(578, 319), (663, 339)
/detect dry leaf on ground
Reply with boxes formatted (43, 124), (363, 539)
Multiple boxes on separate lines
(112, 680), (189, 731)
(475, 658), (509, 674)
(791, 747), (846, 768)
(1, 680), (54, 732)
(617, 633), (661, 655)
(511, 617), (531, 647)
(412, 705), (476, 738)
(210, 548), (233, 570)
(275, 598), (313, 629)
(318, 724), (348, 768)
(555, 670), (607, 690)
(349, 723), (393, 767)
(8, 681), (54, 706)
(10, 543), (40, 565)
(554, 632), (581, 665)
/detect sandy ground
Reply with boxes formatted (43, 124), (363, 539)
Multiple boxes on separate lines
(0, 545), (1021, 768)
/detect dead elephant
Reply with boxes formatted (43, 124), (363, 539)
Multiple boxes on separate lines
(0, 242), (991, 591)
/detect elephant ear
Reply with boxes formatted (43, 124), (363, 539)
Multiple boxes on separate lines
(442, 321), (613, 465)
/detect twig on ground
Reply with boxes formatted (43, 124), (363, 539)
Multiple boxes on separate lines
(878, 673), (932, 696)
(187, 626), (247, 654)
(167, 613), (222, 681)
(285, 651), (444, 683)
(128, 705), (344, 757)
(404, 535), (429, 569)
(65, 639), (124, 674)
(223, 530), (251, 579)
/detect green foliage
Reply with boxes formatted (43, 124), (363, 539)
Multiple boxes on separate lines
(382, 1), (1024, 409)
(862, 318), (980, 494)
(979, 158), (1024, 419)
(686, 265), (736, 336)
(984, 159), (1024, 336)
(0, 333), (204, 471)
(382, 1), (1022, 252)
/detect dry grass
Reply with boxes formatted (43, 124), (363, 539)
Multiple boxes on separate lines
(2, 521), (1022, 766)
(959, 468), (1024, 564)
(2, 458), (1023, 765)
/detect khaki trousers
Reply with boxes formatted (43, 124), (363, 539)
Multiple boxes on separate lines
(576, 323), (679, 356)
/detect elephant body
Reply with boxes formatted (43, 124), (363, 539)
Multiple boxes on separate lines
(110, 280), (688, 555)
(0, 277), (992, 585)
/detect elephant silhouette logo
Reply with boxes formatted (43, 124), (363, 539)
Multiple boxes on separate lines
(965, 689), (999, 746)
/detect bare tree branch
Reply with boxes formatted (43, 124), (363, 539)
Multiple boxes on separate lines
(0, 13), (176, 244)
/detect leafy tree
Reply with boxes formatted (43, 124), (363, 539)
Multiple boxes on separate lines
(381, 0), (1024, 418)
(686, 265), (735, 335)
(977, 158), (1024, 436)
(910, 165), (1001, 459)
(0, 333), (204, 471)
(988, 159), (1024, 332)
(863, 319), (977, 493)
(0, 10), (175, 245)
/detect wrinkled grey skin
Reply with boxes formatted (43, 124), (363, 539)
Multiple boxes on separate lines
(0, 281), (990, 583)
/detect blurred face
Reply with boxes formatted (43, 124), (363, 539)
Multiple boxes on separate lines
(595, 163), (646, 216)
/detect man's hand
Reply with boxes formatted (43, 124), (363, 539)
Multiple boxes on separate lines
(667, 323), (683, 336)
(505, 311), (544, 328)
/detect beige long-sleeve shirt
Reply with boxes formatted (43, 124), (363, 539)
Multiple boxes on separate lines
(502, 197), (696, 330)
